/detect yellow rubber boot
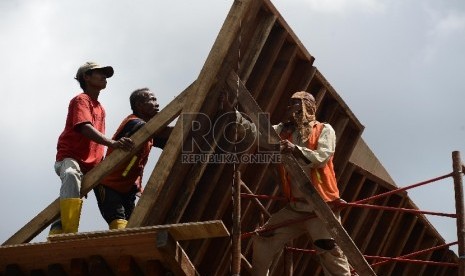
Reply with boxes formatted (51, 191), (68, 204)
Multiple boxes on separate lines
(48, 220), (63, 236)
(49, 228), (63, 235)
(109, 219), (128, 230)
(60, 198), (83, 234)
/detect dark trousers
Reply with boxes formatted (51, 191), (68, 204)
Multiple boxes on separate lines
(93, 184), (137, 224)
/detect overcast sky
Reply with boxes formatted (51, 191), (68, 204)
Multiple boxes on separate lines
(1, 0), (464, 255)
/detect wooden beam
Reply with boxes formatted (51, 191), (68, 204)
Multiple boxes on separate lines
(240, 12), (277, 82)
(3, 86), (189, 245)
(229, 71), (376, 276)
(156, 231), (198, 276)
(47, 220), (229, 242)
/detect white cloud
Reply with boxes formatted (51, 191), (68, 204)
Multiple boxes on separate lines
(428, 11), (465, 38)
(296, 0), (386, 14)
(417, 6), (465, 64)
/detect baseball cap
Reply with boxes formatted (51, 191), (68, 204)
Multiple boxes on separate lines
(75, 61), (114, 80)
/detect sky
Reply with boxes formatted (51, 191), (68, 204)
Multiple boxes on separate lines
(0, 0), (464, 256)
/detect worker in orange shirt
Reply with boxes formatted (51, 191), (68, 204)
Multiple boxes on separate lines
(94, 88), (172, 229)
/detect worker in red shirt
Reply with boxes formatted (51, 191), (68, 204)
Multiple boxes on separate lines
(50, 62), (134, 235)
(94, 88), (172, 229)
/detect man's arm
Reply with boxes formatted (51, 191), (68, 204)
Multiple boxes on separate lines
(296, 124), (336, 168)
(77, 123), (134, 151)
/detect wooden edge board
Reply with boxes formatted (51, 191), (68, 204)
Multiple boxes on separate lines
(43, 220), (229, 243)
(1, 231), (198, 276)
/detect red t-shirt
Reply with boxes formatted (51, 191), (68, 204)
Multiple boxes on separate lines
(56, 93), (106, 173)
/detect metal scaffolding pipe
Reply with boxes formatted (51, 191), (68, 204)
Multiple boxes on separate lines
(452, 151), (465, 275)
(231, 171), (242, 275)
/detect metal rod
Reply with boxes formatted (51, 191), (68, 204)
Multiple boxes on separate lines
(452, 151), (465, 275)
(284, 242), (294, 276)
(231, 171), (242, 275)
(240, 185), (272, 218)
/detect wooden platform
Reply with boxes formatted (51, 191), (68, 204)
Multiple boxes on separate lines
(0, 220), (229, 275)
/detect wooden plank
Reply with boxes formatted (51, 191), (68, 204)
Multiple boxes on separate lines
(231, 72), (376, 276)
(3, 86), (190, 245)
(260, 43), (298, 113)
(0, 229), (201, 275)
(46, 220), (229, 242)
(247, 25), (288, 98)
(156, 231), (198, 276)
(240, 12), (277, 82)
(128, 0), (259, 228)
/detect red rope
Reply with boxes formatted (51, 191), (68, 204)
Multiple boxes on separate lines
(240, 173), (456, 239)
(365, 256), (457, 267)
(354, 172), (453, 204)
(371, 241), (458, 267)
(340, 202), (457, 218)
(285, 244), (458, 267)
(240, 193), (288, 202)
